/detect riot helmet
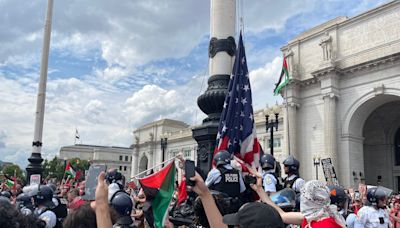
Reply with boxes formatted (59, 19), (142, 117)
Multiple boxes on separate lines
(110, 191), (133, 216)
(270, 188), (296, 212)
(283, 155), (300, 174)
(214, 150), (231, 167)
(367, 186), (392, 207)
(260, 154), (276, 170)
(0, 191), (11, 198)
(16, 193), (32, 208)
(29, 185), (55, 208)
(106, 169), (125, 188)
(327, 185), (349, 211)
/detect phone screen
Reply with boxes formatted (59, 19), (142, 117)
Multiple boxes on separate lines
(185, 160), (196, 186)
(82, 164), (106, 201)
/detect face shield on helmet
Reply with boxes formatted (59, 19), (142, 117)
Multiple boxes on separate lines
(367, 186), (393, 208)
(270, 188), (296, 212)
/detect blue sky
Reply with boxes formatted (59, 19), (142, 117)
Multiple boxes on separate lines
(0, 0), (389, 168)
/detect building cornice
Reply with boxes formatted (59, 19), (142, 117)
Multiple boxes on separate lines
(340, 52), (400, 75)
(298, 52), (400, 89)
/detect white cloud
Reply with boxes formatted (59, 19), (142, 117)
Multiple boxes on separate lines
(124, 84), (199, 127)
(250, 56), (284, 110)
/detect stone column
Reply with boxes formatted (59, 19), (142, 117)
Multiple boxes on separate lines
(209, 0), (236, 75)
(283, 84), (299, 160)
(286, 102), (298, 159)
(131, 149), (139, 178)
(323, 93), (338, 167)
(320, 73), (339, 179)
(192, 0), (236, 178)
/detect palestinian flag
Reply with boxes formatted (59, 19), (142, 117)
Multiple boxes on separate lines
(274, 57), (290, 95)
(65, 162), (76, 178)
(5, 179), (14, 187)
(139, 161), (176, 228)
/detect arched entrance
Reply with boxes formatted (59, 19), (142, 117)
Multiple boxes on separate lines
(139, 155), (148, 178)
(342, 92), (400, 189)
(363, 101), (400, 189)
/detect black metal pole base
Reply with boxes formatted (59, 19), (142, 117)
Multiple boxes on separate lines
(192, 123), (219, 179)
(26, 152), (43, 184)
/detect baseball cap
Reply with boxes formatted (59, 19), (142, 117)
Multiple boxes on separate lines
(223, 202), (284, 228)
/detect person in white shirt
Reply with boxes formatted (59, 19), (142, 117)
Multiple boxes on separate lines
(354, 186), (392, 228)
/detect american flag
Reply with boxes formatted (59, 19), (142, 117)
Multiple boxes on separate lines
(214, 32), (261, 168)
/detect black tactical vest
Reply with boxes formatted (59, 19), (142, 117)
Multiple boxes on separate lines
(210, 167), (240, 198)
(284, 176), (299, 191)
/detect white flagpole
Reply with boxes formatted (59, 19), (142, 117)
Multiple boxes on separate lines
(27, 0), (54, 183)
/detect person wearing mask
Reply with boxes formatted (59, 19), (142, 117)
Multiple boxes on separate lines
(246, 165), (346, 228)
(354, 186), (392, 228)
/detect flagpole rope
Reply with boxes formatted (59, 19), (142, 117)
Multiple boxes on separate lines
(130, 155), (182, 179)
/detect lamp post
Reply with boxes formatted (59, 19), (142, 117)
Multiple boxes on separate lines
(160, 134), (168, 168)
(313, 156), (321, 180)
(265, 109), (279, 156)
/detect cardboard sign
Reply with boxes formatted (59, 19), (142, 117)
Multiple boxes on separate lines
(30, 174), (41, 185)
(321, 158), (339, 186)
(82, 164), (106, 201)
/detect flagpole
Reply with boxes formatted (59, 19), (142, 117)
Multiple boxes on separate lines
(131, 155), (182, 179)
(26, 0), (54, 184)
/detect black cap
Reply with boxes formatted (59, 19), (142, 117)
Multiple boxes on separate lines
(223, 202), (284, 228)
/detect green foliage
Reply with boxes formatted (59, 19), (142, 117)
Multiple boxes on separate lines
(2, 164), (24, 180)
(42, 157), (90, 181)
(42, 156), (65, 181)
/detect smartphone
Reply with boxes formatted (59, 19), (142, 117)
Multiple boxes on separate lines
(185, 160), (196, 186)
(244, 175), (257, 185)
(82, 164), (107, 201)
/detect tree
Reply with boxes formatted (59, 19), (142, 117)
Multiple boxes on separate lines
(42, 157), (90, 182)
(2, 164), (24, 180)
(42, 157), (65, 181)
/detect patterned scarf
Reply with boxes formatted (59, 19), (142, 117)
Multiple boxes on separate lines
(300, 180), (346, 228)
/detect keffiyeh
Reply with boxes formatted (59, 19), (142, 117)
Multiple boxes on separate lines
(300, 180), (346, 227)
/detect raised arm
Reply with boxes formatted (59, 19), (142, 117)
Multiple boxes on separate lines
(247, 166), (304, 225)
(190, 172), (228, 228)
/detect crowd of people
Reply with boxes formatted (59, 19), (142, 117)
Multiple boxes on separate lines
(1, 151), (400, 228)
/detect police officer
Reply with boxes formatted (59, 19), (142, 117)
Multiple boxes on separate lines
(106, 169), (125, 202)
(260, 154), (281, 194)
(110, 191), (136, 228)
(16, 193), (34, 215)
(327, 185), (353, 219)
(47, 184), (67, 225)
(282, 155), (305, 193)
(354, 186), (391, 228)
(205, 150), (246, 198)
(30, 185), (57, 228)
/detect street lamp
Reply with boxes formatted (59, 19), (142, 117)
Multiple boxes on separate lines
(265, 108), (279, 156)
(160, 133), (168, 168)
(313, 155), (321, 180)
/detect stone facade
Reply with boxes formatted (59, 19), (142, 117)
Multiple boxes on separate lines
(280, 1), (400, 189)
(131, 107), (286, 179)
(59, 144), (133, 178)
